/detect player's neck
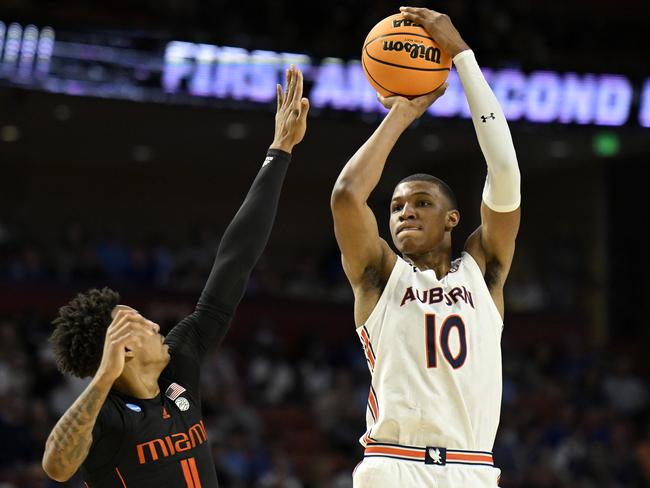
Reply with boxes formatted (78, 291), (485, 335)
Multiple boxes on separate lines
(403, 244), (453, 278)
(114, 365), (162, 399)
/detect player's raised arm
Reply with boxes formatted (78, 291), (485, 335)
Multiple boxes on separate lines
(401, 7), (521, 317)
(330, 86), (446, 321)
(166, 66), (309, 358)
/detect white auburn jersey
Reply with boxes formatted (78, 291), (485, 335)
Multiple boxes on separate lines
(357, 252), (503, 452)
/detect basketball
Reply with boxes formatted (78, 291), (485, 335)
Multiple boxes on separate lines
(361, 13), (452, 98)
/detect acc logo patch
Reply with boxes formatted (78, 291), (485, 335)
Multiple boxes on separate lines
(126, 403), (142, 412)
(175, 397), (190, 412)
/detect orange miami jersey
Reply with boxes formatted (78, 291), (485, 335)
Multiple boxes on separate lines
(357, 252), (503, 453)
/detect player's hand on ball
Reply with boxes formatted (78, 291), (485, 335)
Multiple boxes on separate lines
(95, 308), (156, 383)
(379, 82), (448, 121)
(399, 7), (470, 58)
(270, 65), (310, 153)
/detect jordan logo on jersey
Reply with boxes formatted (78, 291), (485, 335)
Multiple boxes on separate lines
(400, 285), (474, 308)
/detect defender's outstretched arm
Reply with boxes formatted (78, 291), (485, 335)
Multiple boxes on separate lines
(166, 66), (310, 359)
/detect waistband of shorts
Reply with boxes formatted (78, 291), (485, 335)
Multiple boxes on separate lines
(364, 441), (494, 467)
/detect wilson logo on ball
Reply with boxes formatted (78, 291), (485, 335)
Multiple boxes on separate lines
(382, 41), (442, 63)
(362, 13), (452, 98)
(392, 19), (421, 28)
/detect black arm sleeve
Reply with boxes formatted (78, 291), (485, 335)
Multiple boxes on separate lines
(165, 148), (290, 366)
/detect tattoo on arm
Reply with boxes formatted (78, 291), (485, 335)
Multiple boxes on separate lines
(44, 381), (109, 478)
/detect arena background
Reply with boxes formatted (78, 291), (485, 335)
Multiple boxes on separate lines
(1, 0), (649, 486)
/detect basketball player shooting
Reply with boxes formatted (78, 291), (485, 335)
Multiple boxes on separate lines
(41, 66), (309, 487)
(331, 7), (521, 488)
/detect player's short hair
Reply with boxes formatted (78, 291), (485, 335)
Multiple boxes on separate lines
(396, 173), (458, 210)
(50, 287), (120, 378)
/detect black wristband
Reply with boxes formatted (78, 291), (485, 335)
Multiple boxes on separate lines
(265, 148), (292, 165)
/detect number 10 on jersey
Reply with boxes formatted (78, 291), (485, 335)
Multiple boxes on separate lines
(425, 314), (467, 369)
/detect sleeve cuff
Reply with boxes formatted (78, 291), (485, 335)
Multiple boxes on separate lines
(452, 49), (476, 68)
(263, 148), (291, 167)
(266, 148), (292, 161)
(482, 194), (521, 213)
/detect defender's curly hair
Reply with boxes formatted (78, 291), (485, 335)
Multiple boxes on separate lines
(50, 287), (120, 378)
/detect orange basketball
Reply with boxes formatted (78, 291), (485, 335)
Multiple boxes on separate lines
(361, 14), (452, 98)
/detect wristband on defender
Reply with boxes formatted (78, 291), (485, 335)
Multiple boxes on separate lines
(263, 148), (291, 168)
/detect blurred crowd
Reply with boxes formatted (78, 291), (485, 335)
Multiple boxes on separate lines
(0, 302), (649, 487)
(0, 218), (647, 487)
(3, 221), (640, 486)
(0, 221), (582, 314)
(0, 221), (352, 303)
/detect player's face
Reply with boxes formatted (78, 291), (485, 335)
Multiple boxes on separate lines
(112, 305), (170, 366)
(389, 181), (457, 255)
(138, 320), (170, 367)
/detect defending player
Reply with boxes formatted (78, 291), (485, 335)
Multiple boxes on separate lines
(42, 66), (309, 487)
(331, 8), (521, 487)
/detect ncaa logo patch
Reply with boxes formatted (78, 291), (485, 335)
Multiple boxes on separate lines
(175, 397), (190, 412)
(126, 403), (142, 413)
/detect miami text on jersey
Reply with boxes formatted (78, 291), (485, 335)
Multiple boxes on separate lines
(136, 420), (207, 464)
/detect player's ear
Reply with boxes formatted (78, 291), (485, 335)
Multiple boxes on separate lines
(445, 209), (460, 231)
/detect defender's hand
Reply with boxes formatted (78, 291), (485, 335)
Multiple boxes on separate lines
(95, 309), (156, 383)
(270, 65), (310, 153)
(379, 82), (448, 123)
(399, 7), (470, 58)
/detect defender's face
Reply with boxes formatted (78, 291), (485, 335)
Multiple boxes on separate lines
(389, 181), (456, 255)
(111, 305), (170, 365)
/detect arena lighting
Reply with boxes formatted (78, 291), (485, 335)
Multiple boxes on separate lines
(0, 21), (54, 80)
(0, 125), (21, 142)
(640, 79), (650, 128)
(593, 132), (621, 157)
(164, 41), (641, 127)
(1, 21), (648, 128)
